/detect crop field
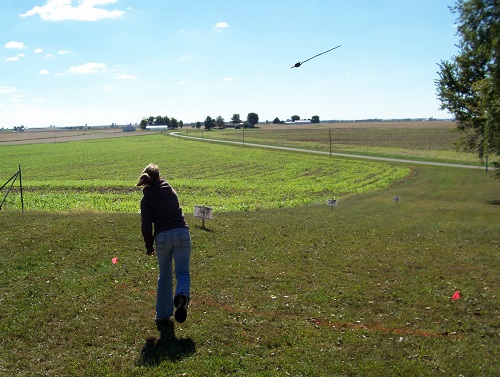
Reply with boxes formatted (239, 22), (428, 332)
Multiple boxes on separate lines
(178, 121), (480, 165)
(0, 134), (407, 212)
(0, 127), (136, 145)
(0, 125), (498, 376)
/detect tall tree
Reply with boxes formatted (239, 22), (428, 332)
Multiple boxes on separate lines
(170, 117), (178, 129)
(154, 115), (164, 125)
(247, 112), (259, 127)
(231, 113), (241, 125)
(215, 116), (225, 129)
(164, 116), (171, 128)
(204, 116), (214, 130)
(311, 115), (320, 123)
(436, 0), (499, 176)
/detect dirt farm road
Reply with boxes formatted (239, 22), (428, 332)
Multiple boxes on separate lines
(170, 132), (485, 170)
(0, 122), (487, 170)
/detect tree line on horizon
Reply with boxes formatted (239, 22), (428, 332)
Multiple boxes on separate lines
(139, 113), (321, 130)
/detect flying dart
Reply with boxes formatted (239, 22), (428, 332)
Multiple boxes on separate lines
(291, 45), (341, 68)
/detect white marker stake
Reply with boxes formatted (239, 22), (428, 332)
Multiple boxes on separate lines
(327, 199), (338, 210)
(194, 205), (213, 229)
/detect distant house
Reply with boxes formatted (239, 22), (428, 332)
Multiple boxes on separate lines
(123, 125), (136, 132)
(285, 119), (310, 125)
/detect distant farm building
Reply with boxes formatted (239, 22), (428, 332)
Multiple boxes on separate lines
(285, 119), (311, 125)
(146, 125), (170, 131)
(122, 125), (136, 132)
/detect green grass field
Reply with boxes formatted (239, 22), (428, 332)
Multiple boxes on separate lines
(0, 130), (498, 376)
(0, 134), (407, 212)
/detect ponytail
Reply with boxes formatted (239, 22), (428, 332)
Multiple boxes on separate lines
(136, 163), (160, 187)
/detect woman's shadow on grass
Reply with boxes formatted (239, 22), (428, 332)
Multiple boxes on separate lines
(138, 337), (196, 366)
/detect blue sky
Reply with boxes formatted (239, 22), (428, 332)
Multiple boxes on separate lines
(1, 0), (459, 128)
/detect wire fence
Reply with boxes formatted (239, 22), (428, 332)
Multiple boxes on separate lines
(1, 164), (24, 211)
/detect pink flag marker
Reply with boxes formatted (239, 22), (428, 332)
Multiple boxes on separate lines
(452, 291), (461, 300)
(112, 257), (118, 265)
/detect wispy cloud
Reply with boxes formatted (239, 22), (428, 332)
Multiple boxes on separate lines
(180, 53), (194, 61)
(0, 86), (17, 94)
(215, 22), (229, 32)
(58, 50), (73, 55)
(101, 84), (116, 92)
(12, 95), (25, 102)
(34, 48), (44, 54)
(68, 62), (107, 74)
(20, 0), (125, 22)
(39, 69), (50, 75)
(5, 54), (26, 62)
(222, 77), (234, 81)
(5, 41), (27, 49)
(115, 73), (136, 80)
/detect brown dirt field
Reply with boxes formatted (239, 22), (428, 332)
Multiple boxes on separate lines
(258, 120), (456, 130)
(0, 128), (148, 145)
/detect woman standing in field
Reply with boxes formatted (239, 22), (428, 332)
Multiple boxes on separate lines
(136, 163), (191, 342)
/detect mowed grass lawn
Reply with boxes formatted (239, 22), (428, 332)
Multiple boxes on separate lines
(0, 132), (498, 376)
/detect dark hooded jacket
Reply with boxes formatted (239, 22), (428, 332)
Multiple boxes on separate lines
(140, 179), (188, 253)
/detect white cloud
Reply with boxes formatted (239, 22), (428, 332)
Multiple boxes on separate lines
(0, 86), (17, 94)
(215, 22), (229, 31)
(20, 0), (125, 22)
(34, 48), (44, 54)
(4, 54), (25, 62)
(101, 84), (116, 91)
(5, 41), (27, 49)
(68, 62), (107, 74)
(57, 50), (73, 55)
(222, 77), (234, 81)
(180, 53), (194, 61)
(115, 73), (136, 80)
(39, 69), (50, 75)
(12, 95), (25, 102)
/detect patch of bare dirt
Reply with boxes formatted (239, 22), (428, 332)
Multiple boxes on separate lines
(259, 120), (455, 130)
(0, 129), (147, 145)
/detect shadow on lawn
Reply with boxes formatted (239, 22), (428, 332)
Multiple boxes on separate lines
(194, 225), (215, 232)
(138, 337), (196, 366)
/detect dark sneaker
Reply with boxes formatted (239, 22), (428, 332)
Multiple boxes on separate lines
(174, 294), (189, 323)
(155, 318), (175, 342)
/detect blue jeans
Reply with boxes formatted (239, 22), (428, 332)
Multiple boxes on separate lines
(154, 228), (191, 319)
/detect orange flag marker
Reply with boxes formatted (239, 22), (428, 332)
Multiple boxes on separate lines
(452, 291), (461, 300)
(112, 257), (118, 265)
